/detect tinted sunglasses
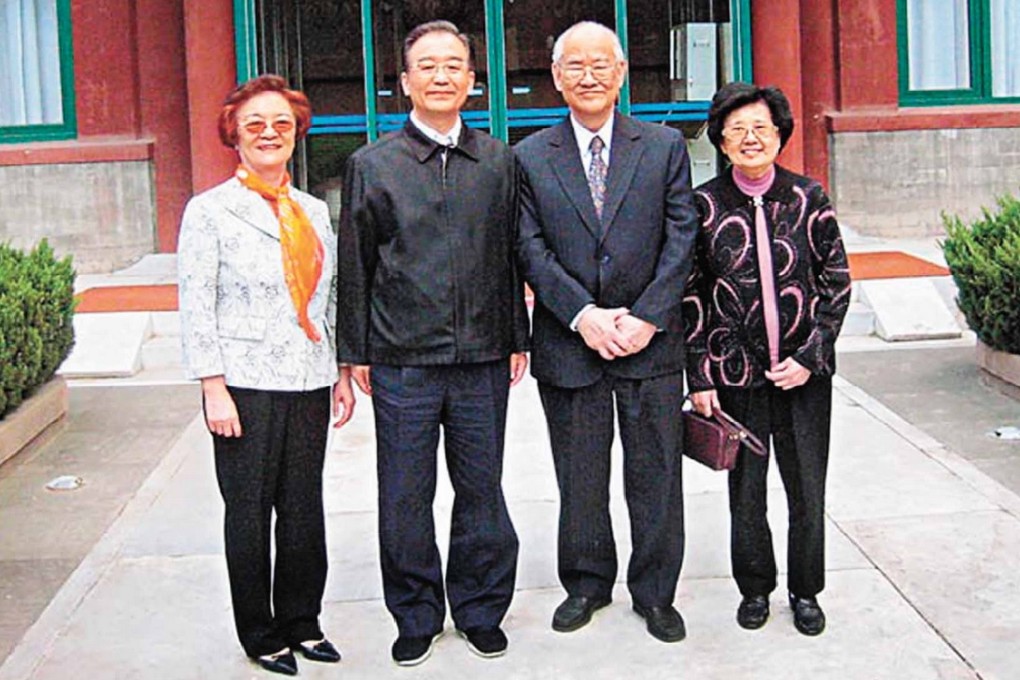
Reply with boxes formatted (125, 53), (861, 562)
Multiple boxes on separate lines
(242, 119), (296, 136)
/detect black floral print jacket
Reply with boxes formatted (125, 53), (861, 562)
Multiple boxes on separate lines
(683, 165), (851, 391)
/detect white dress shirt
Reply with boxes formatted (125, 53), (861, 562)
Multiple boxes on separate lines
(410, 110), (462, 147)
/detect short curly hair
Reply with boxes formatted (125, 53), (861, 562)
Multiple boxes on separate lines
(706, 82), (795, 153)
(217, 74), (312, 148)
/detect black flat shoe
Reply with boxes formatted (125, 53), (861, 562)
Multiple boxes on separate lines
(457, 626), (508, 658)
(632, 603), (687, 643)
(552, 595), (611, 632)
(256, 649), (298, 676)
(789, 593), (826, 636)
(736, 594), (770, 630)
(296, 638), (341, 663)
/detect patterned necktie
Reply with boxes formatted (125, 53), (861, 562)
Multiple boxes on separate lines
(588, 135), (607, 219)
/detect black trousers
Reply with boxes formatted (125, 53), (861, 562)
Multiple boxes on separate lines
(371, 361), (519, 637)
(538, 371), (685, 608)
(211, 386), (330, 658)
(718, 375), (832, 599)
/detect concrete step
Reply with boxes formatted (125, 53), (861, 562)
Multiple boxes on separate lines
(859, 278), (962, 341)
(842, 301), (875, 337)
(140, 335), (182, 370)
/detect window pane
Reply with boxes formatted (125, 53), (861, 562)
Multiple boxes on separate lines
(991, 0), (1020, 97)
(0, 0), (64, 126)
(906, 0), (970, 90)
(299, 1), (365, 116)
(628, 0), (731, 104)
(371, 2), (489, 121)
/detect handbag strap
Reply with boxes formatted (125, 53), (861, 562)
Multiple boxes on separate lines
(712, 407), (768, 458)
(684, 395), (768, 458)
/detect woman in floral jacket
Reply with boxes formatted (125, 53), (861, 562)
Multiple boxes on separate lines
(178, 75), (354, 676)
(683, 82), (851, 637)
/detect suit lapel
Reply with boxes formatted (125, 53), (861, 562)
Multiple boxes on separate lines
(223, 179), (280, 241)
(547, 120), (602, 239)
(599, 114), (644, 241)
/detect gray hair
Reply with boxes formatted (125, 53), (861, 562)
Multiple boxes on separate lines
(551, 21), (625, 64)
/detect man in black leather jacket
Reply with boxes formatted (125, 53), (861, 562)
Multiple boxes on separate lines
(336, 20), (529, 667)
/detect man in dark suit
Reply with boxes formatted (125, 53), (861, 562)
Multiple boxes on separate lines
(515, 20), (698, 643)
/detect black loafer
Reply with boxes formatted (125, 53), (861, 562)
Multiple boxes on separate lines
(736, 595), (770, 630)
(255, 649), (298, 676)
(296, 638), (341, 663)
(457, 626), (508, 658)
(632, 603), (687, 643)
(552, 595), (611, 632)
(789, 593), (826, 636)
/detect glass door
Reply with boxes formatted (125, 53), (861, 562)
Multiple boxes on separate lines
(237, 0), (751, 199)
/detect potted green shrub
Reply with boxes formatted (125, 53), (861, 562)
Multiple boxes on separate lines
(0, 239), (76, 420)
(942, 194), (1020, 388)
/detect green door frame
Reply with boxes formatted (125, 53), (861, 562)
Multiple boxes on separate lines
(232, 0), (753, 142)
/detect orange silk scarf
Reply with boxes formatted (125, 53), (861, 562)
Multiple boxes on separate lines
(236, 166), (324, 342)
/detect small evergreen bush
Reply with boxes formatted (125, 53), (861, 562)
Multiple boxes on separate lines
(0, 240), (76, 419)
(942, 194), (1020, 354)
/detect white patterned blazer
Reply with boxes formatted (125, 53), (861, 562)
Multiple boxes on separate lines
(178, 176), (339, 391)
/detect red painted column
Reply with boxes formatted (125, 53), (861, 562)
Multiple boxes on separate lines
(751, 0), (805, 173)
(799, 0), (838, 189)
(71, 0), (141, 136)
(836, 0), (898, 110)
(136, 0), (193, 252)
(183, 0), (238, 195)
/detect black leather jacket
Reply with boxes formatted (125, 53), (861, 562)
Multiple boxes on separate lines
(337, 120), (530, 366)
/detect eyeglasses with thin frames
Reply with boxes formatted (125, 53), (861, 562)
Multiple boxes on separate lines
(558, 61), (617, 83)
(241, 119), (296, 136)
(412, 60), (468, 78)
(721, 123), (778, 143)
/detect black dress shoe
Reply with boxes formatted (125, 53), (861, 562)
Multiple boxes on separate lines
(255, 649), (298, 676)
(736, 595), (770, 630)
(789, 593), (826, 636)
(552, 595), (611, 632)
(295, 638), (341, 663)
(632, 603), (687, 643)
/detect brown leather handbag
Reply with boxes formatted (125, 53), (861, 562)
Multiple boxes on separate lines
(682, 405), (768, 471)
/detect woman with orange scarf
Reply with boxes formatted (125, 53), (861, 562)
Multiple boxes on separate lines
(178, 75), (354, 676)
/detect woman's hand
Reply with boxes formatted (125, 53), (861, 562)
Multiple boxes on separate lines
(351, 365), (372, 396)
(765, 357), (811, 390)
(332, 366), (356, 428)
(509, 352), (529, 387)
(202, 376), (242, 437)
(690, 389), (720, 417)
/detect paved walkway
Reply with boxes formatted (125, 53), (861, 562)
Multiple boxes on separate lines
(3, 368), (1020, 679)
(2, 242), (1019, 679)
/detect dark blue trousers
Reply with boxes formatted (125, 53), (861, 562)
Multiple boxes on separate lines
(211, 386), (330, 658)
(370, 361), (519, 637)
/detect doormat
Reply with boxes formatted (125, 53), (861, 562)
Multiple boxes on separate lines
(75, 284), (179, 313)
(848, 251), (950, 280)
